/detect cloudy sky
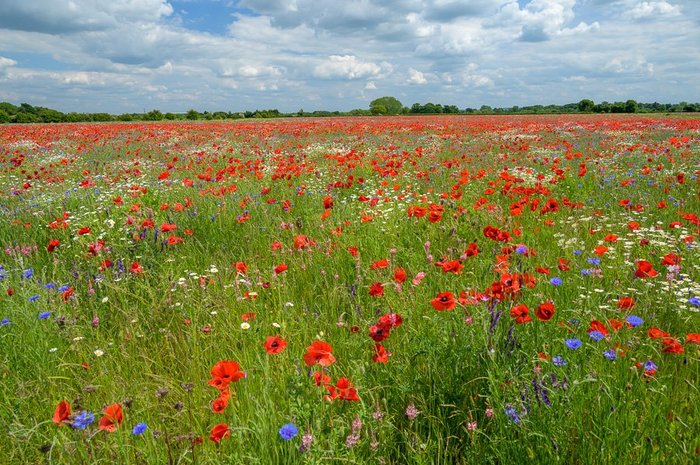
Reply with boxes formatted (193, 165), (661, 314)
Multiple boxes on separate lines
(0, 0), (698, 113)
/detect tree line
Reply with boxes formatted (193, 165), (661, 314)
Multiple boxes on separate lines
(0, 98), (697, 124)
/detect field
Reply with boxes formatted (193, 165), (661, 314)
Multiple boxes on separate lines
(0, 115), (698, 464)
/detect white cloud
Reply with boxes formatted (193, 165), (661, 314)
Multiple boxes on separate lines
(627, 1), (681, 20)
(313, 55), (391, 80)
(407, 68), (428, 84)
(0, 56), (17, 67)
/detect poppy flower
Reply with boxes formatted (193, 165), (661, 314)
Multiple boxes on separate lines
(431, 292), (456, 311)
(647, 327), (670, 339)
(348, 246), (359, 257)
(210, 423), (230, 444)
(274, 263), (288, 274)
(211, 389), (231, 413)
(372, 343), (389, 363)
(52, 400), (71, 426)
(130, 262), (143, 274)
(369, 282), (384, 297)
(617, 296), (635, 310)
(370, 259), (389, 270)
(47, 239), (60, 252)
(587, 320), (609, 337)
(393, 267), (407, 283)
(313, 371), (331, 387)
(510, 304), (532, 324)
(661, 253), (681, 266)
(686, 333), (700, 344)
(234, 262), (248, 274)
(593, 246), (608, 256)
(535, 302), (555, 322)
(661, 338), (684, 354)
(440, 260), (464, 274)
(98, 403), (123, 432)
(209, 360), (245, 390)
(378, 313), (403, 328)
(634, 260), (658, 278)
(77, 227), (91, 235)
(263, 335), (287, 355)
(303, 341), (336, 367)
(369, 324), (390, 342)
(334, 378), (360, 401)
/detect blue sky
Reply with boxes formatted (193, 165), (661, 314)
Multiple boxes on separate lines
(0, 0), (698, 113)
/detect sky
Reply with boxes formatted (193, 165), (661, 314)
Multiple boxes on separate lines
(0, 0), (698, 114)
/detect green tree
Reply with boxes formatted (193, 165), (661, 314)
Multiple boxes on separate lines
(625, 99), (638, 113)
(186, 109), (199, 120)
(369, 96), (403, 115)
(146, 109), (164, 121)
(15, 112), (38, 123)
(578, 99), (595, 112)
(0, 109), (9, 123)
(370, 104), (387, 115)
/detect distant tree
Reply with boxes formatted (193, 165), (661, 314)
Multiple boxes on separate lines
(20, 103), (37, 114)
(37, 108), (64, 123)
(578, 99), (595, 112)
(117, 113), (134, 121)
(479, 105), (492, 113)
(370, 104), (387, 115)
(15, 112), (38, 123)
(0, 102), (18, 115)
(625, 99), (638, 113)
(369, 96), (403, 115)
(164, 112), (177, 120)
(146, 109), (163, 121)
(0, 109), (9, 123)
(91, 113), (113, 122)
(186, 109), (199, 120)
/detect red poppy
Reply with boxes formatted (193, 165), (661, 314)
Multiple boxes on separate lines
(334, 377), (360, 401)
(372, 343), (389, 363)
(369, 282), (384, 297)
(273, 263), (288, 274)
(211, 389), (231, 413)
(52, 400), (71, 426)
(234, 261), (248, 274)
(661, 253), (681, 266)
(661, 338), (684, 354)
(209, 360), (245, 390)
(47, 239), (60, 252)
(303, 341), (336, 367)
(210, 423), (230, 443)
(370, 259), (389, 270)
(369, 324), (391, 342)
(313, 371), (331, 387)
(604, 234), (618, 243)
(617, 296), (635, 310)
(98, 403), (123, 432)
(535, 302), (555, 322)
(393, 267), (407, 283)
(593, 246), (608, 256)
(648, 327), (670, 339)
(347, 246), (359, 257)
(293, 235), (314, 249)
(378, 313), (403, 328)
(263, 335), (287, 354)
(431, 292), (457, 311)
(587, 320), (609, 337)
(77, 227), (91, 235)
(323, 196), (334, 209)
(557, 258), (570, 271)
(130, 262), (143, 274)
(440, 260), (464, 274)
(686, 333), (700, 344)
(510, 304), (532, 324)
(463, 243), (480, 258)
(634, 260), (658, 278)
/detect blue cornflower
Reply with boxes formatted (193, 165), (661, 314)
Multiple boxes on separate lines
(58, 285), (70, 292)
(587, 257), (601, 266)
(515, 245), (528, 255)
(72, 411), (95, 430)
(504, 405), (520, 424)
(688, 297), (700, 307)
(44, 283), (55, 289)
(565, 338), (582, 350)
(22, 268), (34, 279)
(550, 277), (563, 286)
(132, 422), (147, 435)
(28, 295), (40, 302)
(38, 311), (51, 320)
(552, 355), (567, 367)
(279, 423), (298, 440)
(573, 250), (582, 256)
(644, 360), (657, 371)
(588, 331), (605, 341)
(603, 349), (617, 360)
(581, 269), (591, 276)
(626, 315), (644, 327)
(1, 318), (10, 326)
(0, 266), (7, 280)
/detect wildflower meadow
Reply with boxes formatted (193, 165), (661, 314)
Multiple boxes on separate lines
(0, 114), (698, 464)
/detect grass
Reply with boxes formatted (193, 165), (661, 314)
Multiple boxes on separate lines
(0, 114), (698, 464)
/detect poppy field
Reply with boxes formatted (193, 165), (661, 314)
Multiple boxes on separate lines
(0, 115), (699, 464)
